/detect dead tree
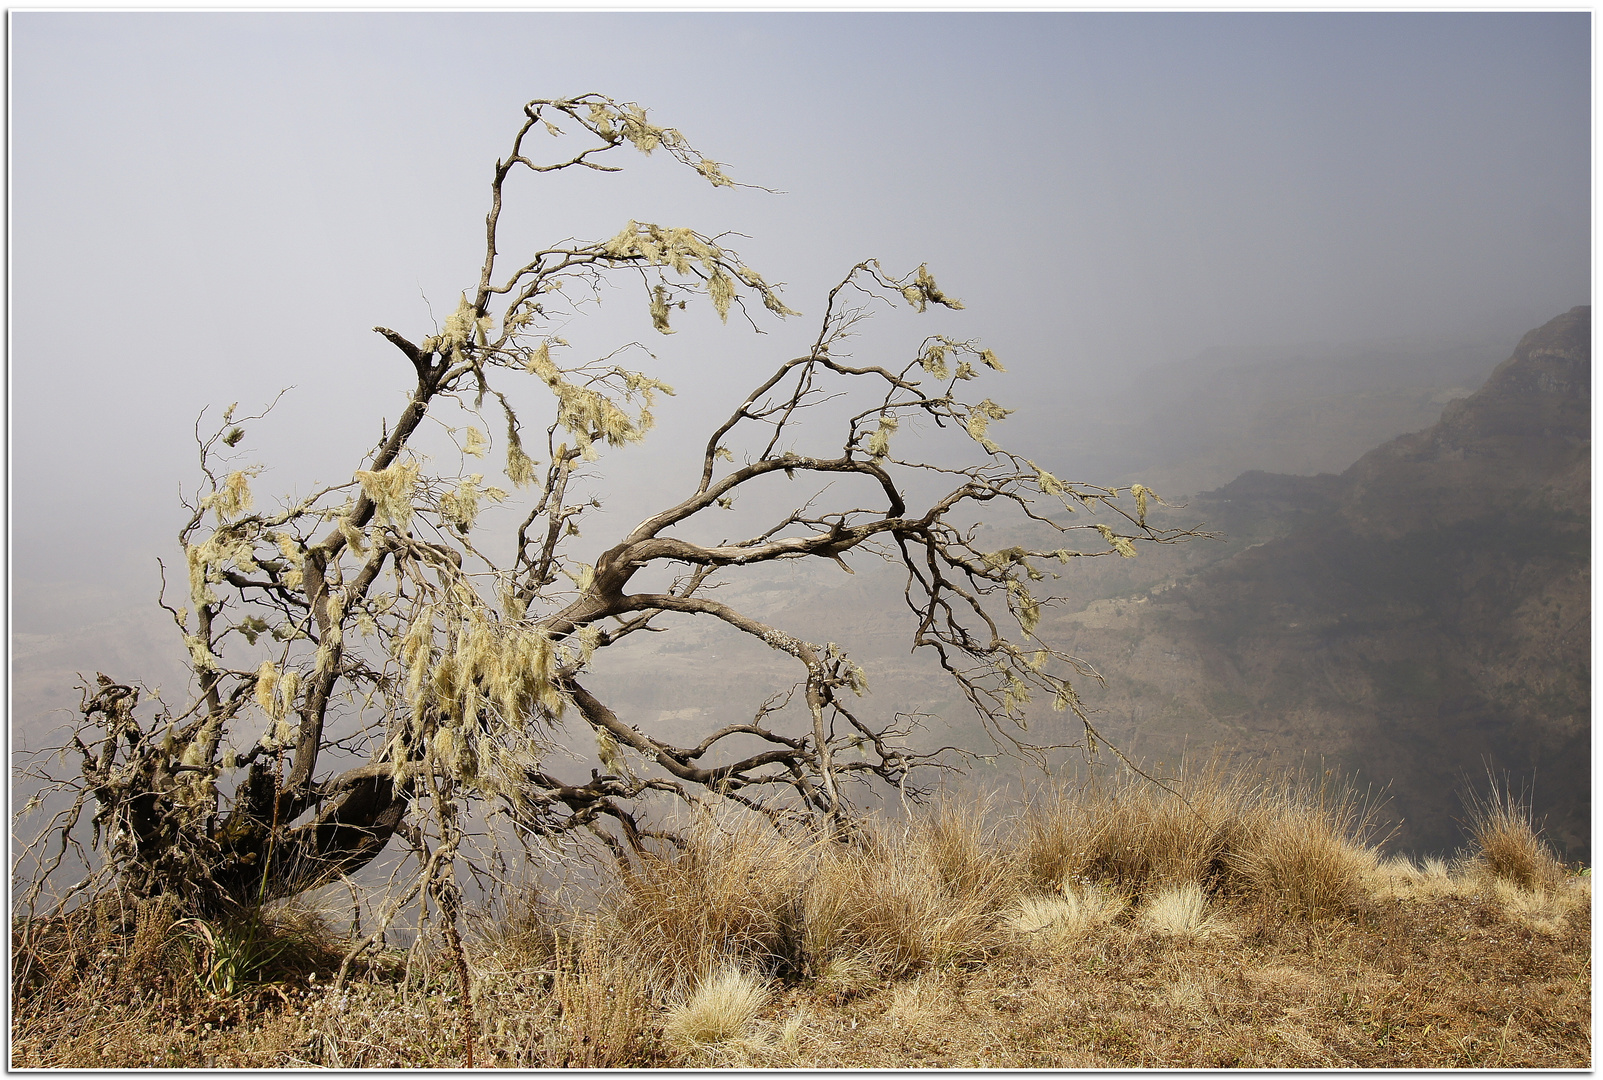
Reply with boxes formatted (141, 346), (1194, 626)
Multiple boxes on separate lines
(15, 95), (1193, 919)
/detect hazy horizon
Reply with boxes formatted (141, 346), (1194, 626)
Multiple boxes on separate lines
(11, 13), (1590, 649)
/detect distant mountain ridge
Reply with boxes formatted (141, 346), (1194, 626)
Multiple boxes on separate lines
(1048, 307), (1590, 858)
(1018, 326), (1525, 500)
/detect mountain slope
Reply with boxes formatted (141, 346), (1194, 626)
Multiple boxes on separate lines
(1048, 307), (1590, 859)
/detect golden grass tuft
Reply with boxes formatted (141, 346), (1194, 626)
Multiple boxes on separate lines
(1490, 878), (1589, 936)
(1466, 786), (1567, 892)
(1022, 763), (1264, 894)
(1231, 796), (1376, 915)
(663, 967), (769, 1053)
(608, 814), (810, 982)
(1006, 881), (1125, 951)
(1140, 882), (1225, 940)
(801, 838), (985, 980)
(1369, 853), (1468, 901)
(1021, 759), (1378, 919)
(800, 807), (1018, 981)
(1006, 894), (1080, 934)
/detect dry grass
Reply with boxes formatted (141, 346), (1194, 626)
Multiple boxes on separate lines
(606, 813), (810, 984)
(663, 967), (769, 1054)
(1022, 762), (1264, 895)
(1139, 882), (1225, 940)
(1021, 760), (1380, 916)
(13, 767), (1590, 1069)
(799, 810), (1016, 982)
(1490, 878), (1590, 937)
(1369, 791), (1587, 939)
(1466, 784), (1568, 892)
(1233, 797), (1377, 915)
(764, 884), (1589, 1068)
(537, 922), (665, 1068)
(1006, 882), (1126, 951)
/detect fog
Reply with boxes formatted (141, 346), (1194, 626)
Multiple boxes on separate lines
(11, 13), (1590, 744)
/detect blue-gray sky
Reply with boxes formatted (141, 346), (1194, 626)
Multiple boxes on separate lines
(10, 12), (1591, 631)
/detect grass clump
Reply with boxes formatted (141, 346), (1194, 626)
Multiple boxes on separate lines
(1006, 882), (1125, 950)
(1230, 786), (1377, 916)
(173, 903), (339, 998)
(13, 891), (343, 1018)
(1022, 762), (1262, 895)
(1021, 759), (1378, 917)
(1140, 882), (1223, 940)
(1466, 785), (1567, 892)
(800, 806), (1017, 982)
(663, 966), (770, 1053)
(1456, 782), (1587, 937)
(607, 814), (810, 983)
(1489, 878), (1588, 936)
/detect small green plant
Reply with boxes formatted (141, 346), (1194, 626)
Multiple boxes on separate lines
(168, 903), (335, 998)
(172, 916), (296, 997)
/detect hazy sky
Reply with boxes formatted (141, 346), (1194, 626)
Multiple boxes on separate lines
(10, 12), (1591, 631)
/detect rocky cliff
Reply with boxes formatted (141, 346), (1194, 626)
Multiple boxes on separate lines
(1048, 307), (1590, 859)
